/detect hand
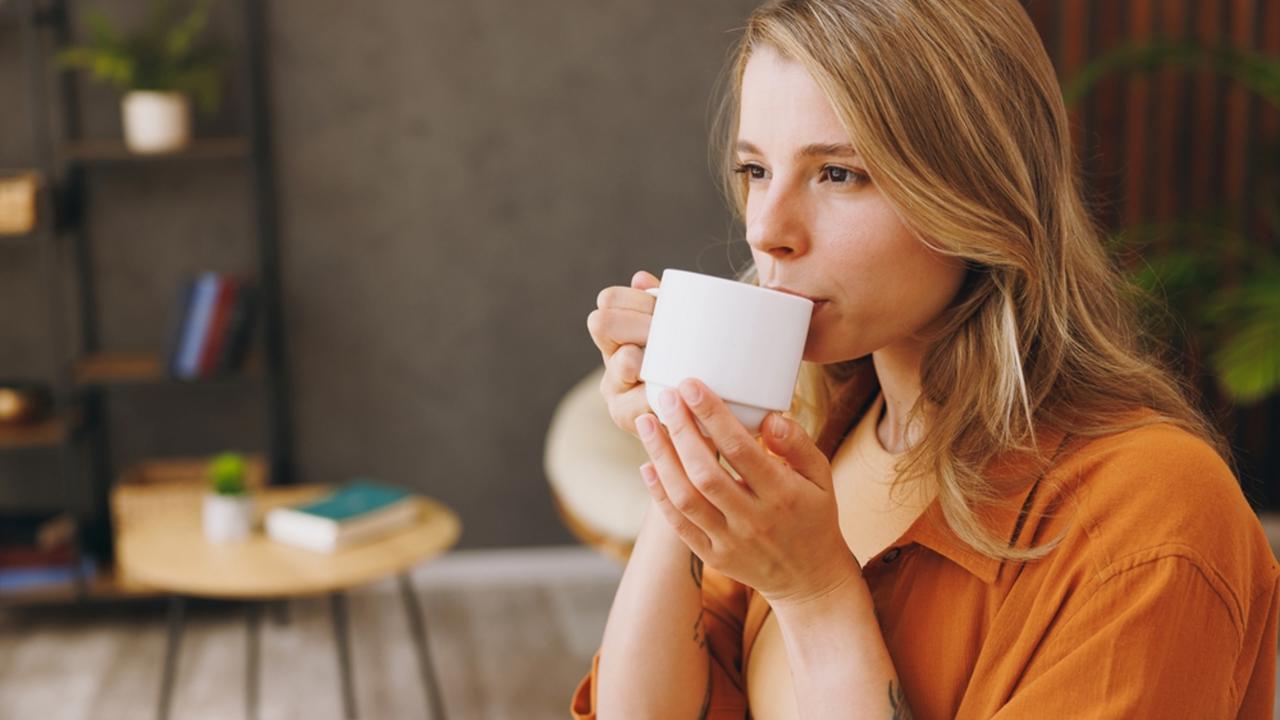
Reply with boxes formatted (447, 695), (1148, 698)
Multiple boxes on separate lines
(585, 270), (661, 437)
(634, 377), (861, 608)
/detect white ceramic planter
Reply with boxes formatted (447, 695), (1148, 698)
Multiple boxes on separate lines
(202, 492), (254, 543)
(121, 90), (192, 154)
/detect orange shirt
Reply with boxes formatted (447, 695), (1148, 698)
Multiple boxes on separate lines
(570, 382), (1280, 719)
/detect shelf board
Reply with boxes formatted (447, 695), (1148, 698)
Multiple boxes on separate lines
(0, 409), (78, 450)
(74, 352), (260, 387)
(60, 137), (249, 164)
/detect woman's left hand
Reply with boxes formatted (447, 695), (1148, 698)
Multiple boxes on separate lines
(635, 377), (862, 609)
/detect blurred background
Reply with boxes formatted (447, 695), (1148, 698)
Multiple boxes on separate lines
(0, 0), (1276, 718)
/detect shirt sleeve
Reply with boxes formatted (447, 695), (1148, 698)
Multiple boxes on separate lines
(570, 564), (751, 719)
(992, 551), (1252, 718)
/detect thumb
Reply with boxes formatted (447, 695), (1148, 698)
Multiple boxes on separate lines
(762, 413), (832, 490)
(630, 270), (660, 291)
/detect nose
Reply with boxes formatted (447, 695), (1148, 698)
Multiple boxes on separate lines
(744, 182), (809, 260)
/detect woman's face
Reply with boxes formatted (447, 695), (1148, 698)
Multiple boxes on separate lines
(737, 46), (967, 364)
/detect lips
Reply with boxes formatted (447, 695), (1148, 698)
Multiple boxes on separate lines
(765, 285), (826, 304)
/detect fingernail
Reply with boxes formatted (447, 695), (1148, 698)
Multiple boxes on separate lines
(635, 414), (655, 439)
(771, 414), (788, 439)
(659, 389), (679, 411)
(679, 381), (702, 404)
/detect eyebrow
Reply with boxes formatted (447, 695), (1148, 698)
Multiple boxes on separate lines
(735, 140), (860, 159)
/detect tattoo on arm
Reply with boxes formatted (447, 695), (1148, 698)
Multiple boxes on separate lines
(691, 608), (708, 650)
(690, 552), (703, 589)
(888, 680), (914, 720)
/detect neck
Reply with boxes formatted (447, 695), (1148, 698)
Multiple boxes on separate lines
(870, 339), (928, 455)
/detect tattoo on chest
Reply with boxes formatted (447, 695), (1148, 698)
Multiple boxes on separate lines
(888, 680), (914, 719)
(690, 552), (703, 589)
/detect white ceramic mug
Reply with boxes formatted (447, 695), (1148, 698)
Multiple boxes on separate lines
(639, 269), (813, 436)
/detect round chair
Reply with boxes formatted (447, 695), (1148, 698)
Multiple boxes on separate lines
(544, 366), (650, 563)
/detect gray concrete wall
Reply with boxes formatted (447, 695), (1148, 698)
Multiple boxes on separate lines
(0, 1), (759, 548)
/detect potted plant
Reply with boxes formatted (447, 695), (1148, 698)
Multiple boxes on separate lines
(57, 0), (224, 154)
(202, 451), (253, 543)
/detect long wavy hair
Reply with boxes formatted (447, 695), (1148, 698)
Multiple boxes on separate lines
(714, 0), (1232, 562)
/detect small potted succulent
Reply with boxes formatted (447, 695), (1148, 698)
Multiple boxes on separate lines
(202, 451), (253, 543)
(56, 0), (224, 154)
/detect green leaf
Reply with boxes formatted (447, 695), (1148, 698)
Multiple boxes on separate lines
(1212, 311), (1280, 404)
(209, 452), (247, 495)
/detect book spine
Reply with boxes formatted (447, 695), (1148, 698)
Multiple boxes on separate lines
(166, 277), (197, 378)
(198, 276), (238, 377)
(176, 272), (220, 380)
(220, 282), (258, 372)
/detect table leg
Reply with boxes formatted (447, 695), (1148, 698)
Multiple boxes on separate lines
(246, 601), (260, 720)
(399, 574), (447, 720)
(330, 592), (358, 719)
(157, 595), (185, 720)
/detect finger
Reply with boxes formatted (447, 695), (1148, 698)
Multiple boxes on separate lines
(640, 462), (712, 558)
(604, 383), (654, 437)
(675, 378), (785, 498)
(630, 270), (660, 291)
(601, 344), (644, 391)
(656, 387), (755, 516)
(761, 412), (833, 491)
(635, 413), (726, 536)
(586, 307), (653, 358)
(596, 285), (658, 314)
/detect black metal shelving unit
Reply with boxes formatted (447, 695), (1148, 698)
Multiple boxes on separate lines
(2, 0), (294, 603)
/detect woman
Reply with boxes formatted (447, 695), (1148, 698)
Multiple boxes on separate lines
(576, 1), (1278, 718)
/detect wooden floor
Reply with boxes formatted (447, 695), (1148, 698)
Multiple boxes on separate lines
(2, 544), (1277, 719)
(0, 546), (623, 720)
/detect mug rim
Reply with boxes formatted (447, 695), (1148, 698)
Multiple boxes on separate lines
(659, 268), (815, 310)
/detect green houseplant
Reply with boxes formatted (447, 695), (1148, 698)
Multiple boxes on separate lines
(56, 0), (224, 154)
(203, 451), (253, 543)
(1064, 40), (1280, 405)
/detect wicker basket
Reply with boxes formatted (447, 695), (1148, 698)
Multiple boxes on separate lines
(0, 171), (40, 236)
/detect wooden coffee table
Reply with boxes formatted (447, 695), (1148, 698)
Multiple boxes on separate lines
(115, 483), (462, 720)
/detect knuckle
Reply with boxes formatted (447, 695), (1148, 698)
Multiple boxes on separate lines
(586, 309), (605, 339)
(671, 490), (699, 514)
(718, 434), (753, 459)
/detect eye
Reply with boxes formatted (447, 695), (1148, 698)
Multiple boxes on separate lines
(820, 166), (870, 186)
(732, 162), (768, 181)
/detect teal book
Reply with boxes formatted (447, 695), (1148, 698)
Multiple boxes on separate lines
(265, 480), (419, 553)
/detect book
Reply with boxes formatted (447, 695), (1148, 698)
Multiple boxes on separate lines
(165, 277), (197, 377)
(0, 556), (96, 595)
(175, 272), (221, 380)
(216, 281), (257, 373)
(265, 480), (419, 553)
(197, 276), (238, 377)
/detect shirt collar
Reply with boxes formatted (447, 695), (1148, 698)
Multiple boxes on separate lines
(897, 424), (1070, 585)
(817, 366), (1070, 586)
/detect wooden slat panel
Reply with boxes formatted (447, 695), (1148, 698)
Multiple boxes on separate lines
(1122, 0), (1154, 227)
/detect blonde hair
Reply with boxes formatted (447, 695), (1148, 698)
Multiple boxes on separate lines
(714, 0), (1231, 562)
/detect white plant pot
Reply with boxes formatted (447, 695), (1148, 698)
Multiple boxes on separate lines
(121, 91), (192, 154)
(203, 492), (255, 543)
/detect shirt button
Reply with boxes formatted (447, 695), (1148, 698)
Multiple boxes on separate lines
(882, 547), (902, 563)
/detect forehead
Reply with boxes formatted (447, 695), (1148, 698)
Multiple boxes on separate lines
(738, 46), (850, 148)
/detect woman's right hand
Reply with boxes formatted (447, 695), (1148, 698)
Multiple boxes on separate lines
(587, 270), (660, 437)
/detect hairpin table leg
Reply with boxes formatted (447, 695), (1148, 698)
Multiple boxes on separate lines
(157, 595), (185, 720)
(330, 592), (357, 719)
(399, 573), (447, 720)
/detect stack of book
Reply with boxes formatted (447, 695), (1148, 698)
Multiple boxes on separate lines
(266, 480), (420, 553)
(167, 271), (258, 381)
(0, 513), (95, 596)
